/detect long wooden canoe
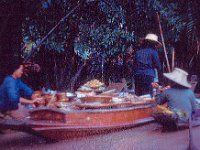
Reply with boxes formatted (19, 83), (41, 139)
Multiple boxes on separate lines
(0, 101), (155, 140)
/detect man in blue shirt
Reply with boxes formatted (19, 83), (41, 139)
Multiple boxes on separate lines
(0, 61), (41, 118)
(134, 33), (162, 96)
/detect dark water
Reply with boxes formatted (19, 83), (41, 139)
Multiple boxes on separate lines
(0, 123), (199, 150)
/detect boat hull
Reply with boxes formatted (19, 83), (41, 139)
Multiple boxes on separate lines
(29, 103), (155, 140)
(0, 102), (155, 140)
(33, 117), (154, 140)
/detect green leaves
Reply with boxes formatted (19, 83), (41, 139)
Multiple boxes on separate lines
(21, 0), (200, 60)
(74, 0), (134, 60)
(75, 23), (133, 59)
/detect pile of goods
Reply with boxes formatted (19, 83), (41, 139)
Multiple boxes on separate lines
(80, 79), (105, 91)
(84, 79), (105, 88)
(32, 79), (155, 110)
(76, 79), (106, 97)
(74, 79), (154, 109)
(32, 90), (76, 108)
(75, 92), (154, 109)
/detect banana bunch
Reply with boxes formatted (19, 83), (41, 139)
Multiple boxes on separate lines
(156, 105), (174, 115)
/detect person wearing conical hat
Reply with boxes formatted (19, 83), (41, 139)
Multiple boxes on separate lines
(153, 68), (197, 131)
(134, 33), (162, 96)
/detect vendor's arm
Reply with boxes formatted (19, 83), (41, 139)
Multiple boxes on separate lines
(155, 91), (168, 105)
(19, 97), (41, 105)
(19, 80), (33, 98)
(18, 81), (42, 106)
(6, 77), (40, 108)
(152, 82), (170, 95)
(7, 82), (39, 108)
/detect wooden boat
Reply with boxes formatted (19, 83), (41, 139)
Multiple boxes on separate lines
(0, 100), (155, 140)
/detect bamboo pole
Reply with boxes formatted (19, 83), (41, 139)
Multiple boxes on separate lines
(171, 48), (175, 71)
(69, 61), (87, 91)
(156, 12), (171, 72)
(189, 40), (200, 67)
(24, 0), (85, 62)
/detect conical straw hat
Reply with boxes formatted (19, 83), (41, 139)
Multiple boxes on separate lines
(163, 68), (191, 88)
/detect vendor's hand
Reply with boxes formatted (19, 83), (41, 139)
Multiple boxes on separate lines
(152, 82), (160, 89)
(32, 97), (44, 108)
(160, 85), (170, 92)
(32, 97), (43, 104)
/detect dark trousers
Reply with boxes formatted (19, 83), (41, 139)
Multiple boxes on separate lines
(135, 74), (154, 96)
(152, 112), (177, 131)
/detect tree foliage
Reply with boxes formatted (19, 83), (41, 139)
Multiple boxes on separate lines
(74, 0), (134, 60)
(14, 0), (200, 89)
(21, 0), (200, 56)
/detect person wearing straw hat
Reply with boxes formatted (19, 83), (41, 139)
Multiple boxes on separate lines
(153, 68), (197, 131)
(134, 33), (162, 96)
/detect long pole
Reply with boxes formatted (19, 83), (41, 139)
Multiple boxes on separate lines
(101, 57), (104, 82)
(171, 48), (175, 71)
(24, 0), (85, 62)
(189, 40), (200, 67)
(187, 115), (198, 150)
(156, 12), (171, 72)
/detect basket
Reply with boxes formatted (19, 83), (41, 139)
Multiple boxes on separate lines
(80, 96), (112, 103)
(56, 92), (69, 102)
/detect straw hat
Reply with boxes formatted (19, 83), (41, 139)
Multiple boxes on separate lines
(163, 68), (191, 88)
(145, 33), (162, 46)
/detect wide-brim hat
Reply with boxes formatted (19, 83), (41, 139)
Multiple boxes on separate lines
(163, 68), (191, 88)
(140, 33), (162, 48)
